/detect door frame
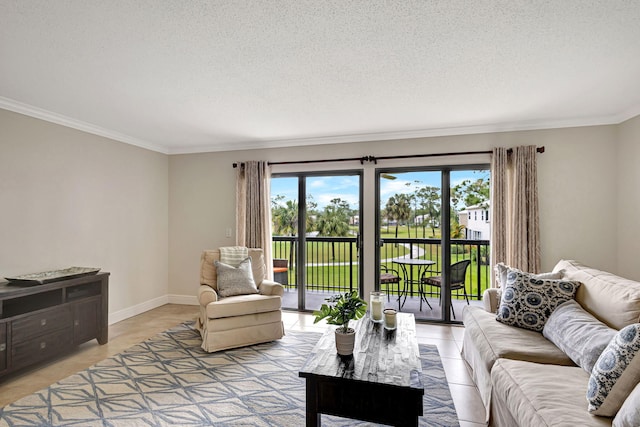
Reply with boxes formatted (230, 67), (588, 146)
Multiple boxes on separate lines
(374, 164), (489, 324)
(272, 170), (364, 311)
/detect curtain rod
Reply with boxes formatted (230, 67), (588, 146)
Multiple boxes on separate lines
(232, 146), (544, 168)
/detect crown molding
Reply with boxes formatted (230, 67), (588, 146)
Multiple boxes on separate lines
(0, 97), (169, 154)
(168, 112), (635, 154)
(2, 96), (638, 156)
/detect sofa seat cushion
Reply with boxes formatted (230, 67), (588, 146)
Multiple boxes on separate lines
(204, 294), (282, 319)
(464, 306), (575, 370)
(491, 358), (612, 427)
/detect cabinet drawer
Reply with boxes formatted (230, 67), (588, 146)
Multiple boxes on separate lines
(0, 323), (6, 372)
(12, 307), (73, 344)
(11, 327), (73, 371)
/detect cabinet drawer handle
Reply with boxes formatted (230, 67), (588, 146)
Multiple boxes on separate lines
(40, 319), (47, 326)
(40, 342), (46, 350)
(0, 343), (5, 352)
(74, 320), (80, 326)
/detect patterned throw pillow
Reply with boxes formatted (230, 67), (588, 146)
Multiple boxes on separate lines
(495, 268), (580, 332)
(494, 262), (563, 288)
(214, 257), (259, 297)
(587, 324), (640, 416)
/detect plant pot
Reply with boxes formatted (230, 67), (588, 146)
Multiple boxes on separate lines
(335, 327), (356, 356)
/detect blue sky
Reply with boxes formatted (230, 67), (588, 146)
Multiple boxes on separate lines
(271, 169), (489, 211)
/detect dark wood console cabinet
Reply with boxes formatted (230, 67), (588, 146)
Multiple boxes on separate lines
(0, 272), (109, 378)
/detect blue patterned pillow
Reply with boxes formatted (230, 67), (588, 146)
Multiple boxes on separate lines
(587, 324), (640, 416)
(495, 268), (580, 332)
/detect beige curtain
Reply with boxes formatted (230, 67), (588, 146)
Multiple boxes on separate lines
(236, 161), (273, 279)
(490, 145), (541, 285)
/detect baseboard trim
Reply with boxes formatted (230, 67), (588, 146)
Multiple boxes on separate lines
(108, 295), (169, 325)
(107, 294), (199, 325)
(168, 294), (199, 305)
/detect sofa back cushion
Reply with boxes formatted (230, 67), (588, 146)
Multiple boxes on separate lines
(200, 248), (266, 291)
(554, 260), (640, 330)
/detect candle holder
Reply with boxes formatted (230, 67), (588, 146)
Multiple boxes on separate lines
(383, 308), (397, 330)
(370, 291), (385, 323)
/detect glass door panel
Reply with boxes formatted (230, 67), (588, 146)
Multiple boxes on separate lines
(271, 173), (362, 311)
(377, 170), (443, 321)
(377, 166), (490, 323)
(449, 169), (491, 321)
(271, 176), (299, 310)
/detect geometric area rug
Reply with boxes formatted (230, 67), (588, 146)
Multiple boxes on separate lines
(0, 322), (459, 426)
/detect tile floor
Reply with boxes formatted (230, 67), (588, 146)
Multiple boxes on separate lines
(0, 304), (487, 426)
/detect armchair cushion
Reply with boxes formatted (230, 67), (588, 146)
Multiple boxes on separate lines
(204, 294), (282, 319)
(214, 257), (259, 297)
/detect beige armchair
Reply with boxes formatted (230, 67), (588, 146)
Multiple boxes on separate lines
(196, 248), (285, 352)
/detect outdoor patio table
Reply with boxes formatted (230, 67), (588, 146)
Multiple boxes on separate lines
(391, 258), (436, 311)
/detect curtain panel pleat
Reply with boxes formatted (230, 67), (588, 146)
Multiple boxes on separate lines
(235, 161), (273, 279)
(490, 145), (541, 286)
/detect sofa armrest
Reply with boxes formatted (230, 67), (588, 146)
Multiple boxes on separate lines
(198, 285), (219, 306)
(483, 288), (502, 313)
(259, 279), (285, 297)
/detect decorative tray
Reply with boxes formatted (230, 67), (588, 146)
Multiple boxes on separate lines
(5, 267), (101, 285)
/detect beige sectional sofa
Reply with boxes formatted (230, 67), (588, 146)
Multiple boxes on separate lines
(462, 260), (640, 426)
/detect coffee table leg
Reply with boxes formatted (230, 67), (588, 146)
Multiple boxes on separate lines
(306, 379), (320, 427)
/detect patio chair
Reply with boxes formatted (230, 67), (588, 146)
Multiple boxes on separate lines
(380, 265), (402, 309)
(273, 258), (289, 287)
(421, 259), (471, 319)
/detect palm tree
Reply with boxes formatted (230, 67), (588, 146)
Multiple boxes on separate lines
(385, 196), (400, 240)
(395, 193), (412, 238)
(316, 198), (351, 260)
(385, 193), (411, 243)
(272, 198), (298, 236)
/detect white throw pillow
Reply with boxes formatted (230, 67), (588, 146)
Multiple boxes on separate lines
(214, 257), (259, 297)
(613, 381), (640, 427)
(543, 300), (616, 373)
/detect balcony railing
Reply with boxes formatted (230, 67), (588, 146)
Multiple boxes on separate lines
(272, 236), (490, 301)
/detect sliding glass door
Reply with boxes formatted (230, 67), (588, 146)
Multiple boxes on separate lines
(271, 172), (363, 311)
(376, 165), (490, 323)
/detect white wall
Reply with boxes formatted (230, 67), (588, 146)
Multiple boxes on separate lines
(2, 106), (631, 321)
(617, 115), (640, 280)
(0, 109), (169, 322)
(169, 124), (622, 301)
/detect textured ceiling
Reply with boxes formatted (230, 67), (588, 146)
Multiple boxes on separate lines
(1, 1), (640, 154)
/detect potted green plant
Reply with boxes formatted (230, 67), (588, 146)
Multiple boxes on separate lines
(313, 291), (367, 356)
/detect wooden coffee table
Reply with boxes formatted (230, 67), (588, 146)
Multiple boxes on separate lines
(299, 313), (424, 426)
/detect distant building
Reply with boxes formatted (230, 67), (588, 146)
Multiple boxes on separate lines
(414, 214), (426, 225)
(459, 203), (490, 240)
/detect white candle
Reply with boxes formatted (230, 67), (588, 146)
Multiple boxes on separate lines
(384, 308), (397, 330)
(371, 300), (383, 321)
